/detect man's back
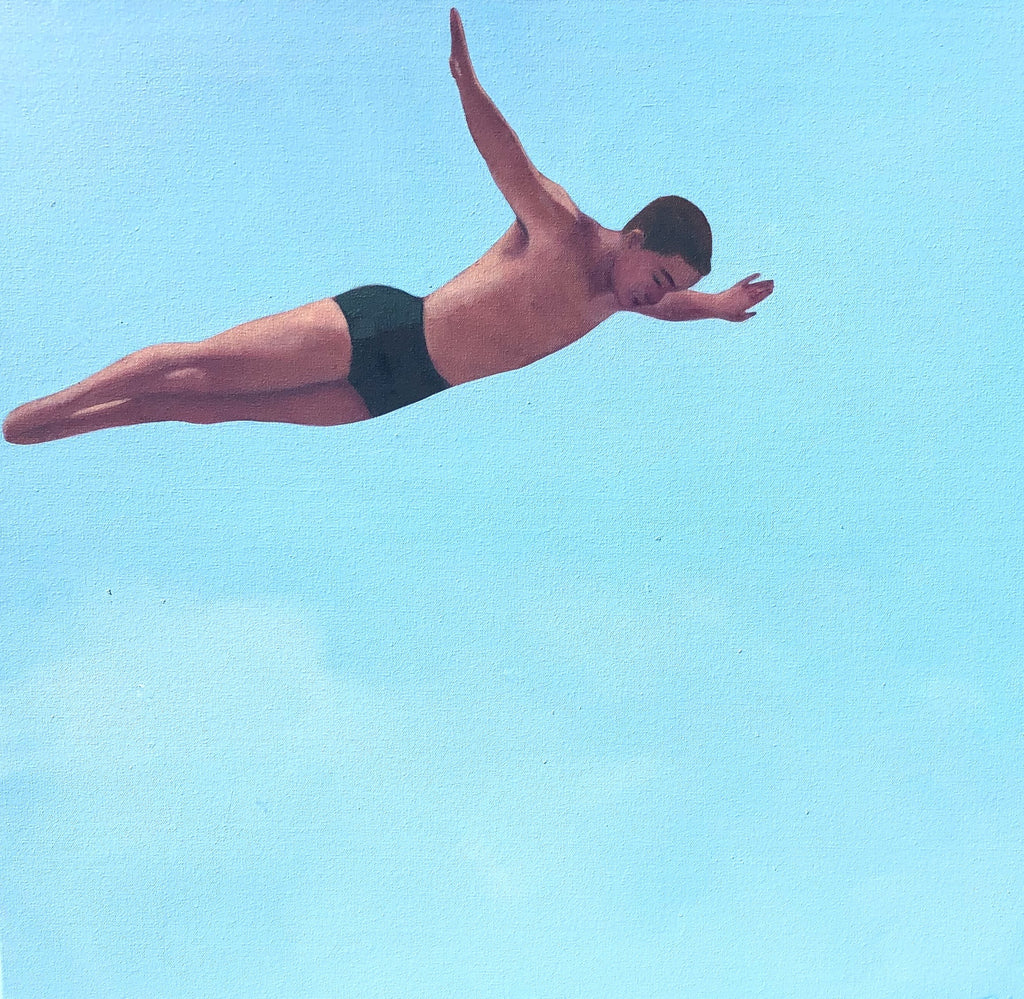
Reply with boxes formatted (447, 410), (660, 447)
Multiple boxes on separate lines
(423, 189), (616, 386)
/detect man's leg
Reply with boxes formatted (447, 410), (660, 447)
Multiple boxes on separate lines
(4, 298), (354, 441)
(6, 381), (373, 444)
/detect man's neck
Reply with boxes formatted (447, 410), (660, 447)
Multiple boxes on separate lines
(586, 227), (624, 300)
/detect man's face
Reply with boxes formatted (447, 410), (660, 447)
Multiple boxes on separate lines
(613, 231), (701, 310)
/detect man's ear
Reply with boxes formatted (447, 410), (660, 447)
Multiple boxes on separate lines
(624, 228), (645, 250)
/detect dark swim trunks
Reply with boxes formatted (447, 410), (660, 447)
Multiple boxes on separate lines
(333, 285), (449, 417)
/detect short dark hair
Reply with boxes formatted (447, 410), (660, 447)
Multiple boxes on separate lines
(623, 196), (712, 276)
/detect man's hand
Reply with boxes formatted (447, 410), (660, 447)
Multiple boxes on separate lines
(713, 274), (774, 321)
(449, 9), (475, 84)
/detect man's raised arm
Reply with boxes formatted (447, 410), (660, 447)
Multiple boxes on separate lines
(639, 274), (775, 323)
(448, 9), (571, 229)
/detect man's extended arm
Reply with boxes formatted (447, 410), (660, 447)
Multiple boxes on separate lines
(639, 274), (775, 322)
(448, 9), (571, 228)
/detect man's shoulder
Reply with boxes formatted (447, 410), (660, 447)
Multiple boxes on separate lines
(538, 176), (579, 213)
(533, 184), (601, 247)
(528, 175), (599, 232)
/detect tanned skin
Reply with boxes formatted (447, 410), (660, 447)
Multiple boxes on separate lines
(4, 9), (773, 445)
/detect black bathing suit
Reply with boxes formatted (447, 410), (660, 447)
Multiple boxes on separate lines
(333, 285), (450, 417)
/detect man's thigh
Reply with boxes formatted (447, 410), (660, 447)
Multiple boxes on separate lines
(194, 298), (354, 391)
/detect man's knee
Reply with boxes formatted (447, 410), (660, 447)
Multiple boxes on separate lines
(145, 342), (231, 392)
(124, 342), (210, 393)
(162, 364), (215, 393)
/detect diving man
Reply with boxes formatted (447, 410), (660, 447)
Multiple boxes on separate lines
(4, 10), (773, 445)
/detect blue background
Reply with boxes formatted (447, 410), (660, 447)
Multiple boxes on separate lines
(2, 2), (1023, 996)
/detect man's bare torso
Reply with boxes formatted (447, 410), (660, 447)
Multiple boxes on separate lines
(423, 186), (618, 387)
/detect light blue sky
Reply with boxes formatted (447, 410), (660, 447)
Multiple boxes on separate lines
(2, 2), (1023, 997)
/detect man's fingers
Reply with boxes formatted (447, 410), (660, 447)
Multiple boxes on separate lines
(450, 9), (466, 47)
(739, 273), (775, 294)
(449, 9), (471, 78)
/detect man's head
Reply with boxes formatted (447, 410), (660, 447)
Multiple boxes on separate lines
(611, 196), (711, 310)
(623, 196), (712, 276)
